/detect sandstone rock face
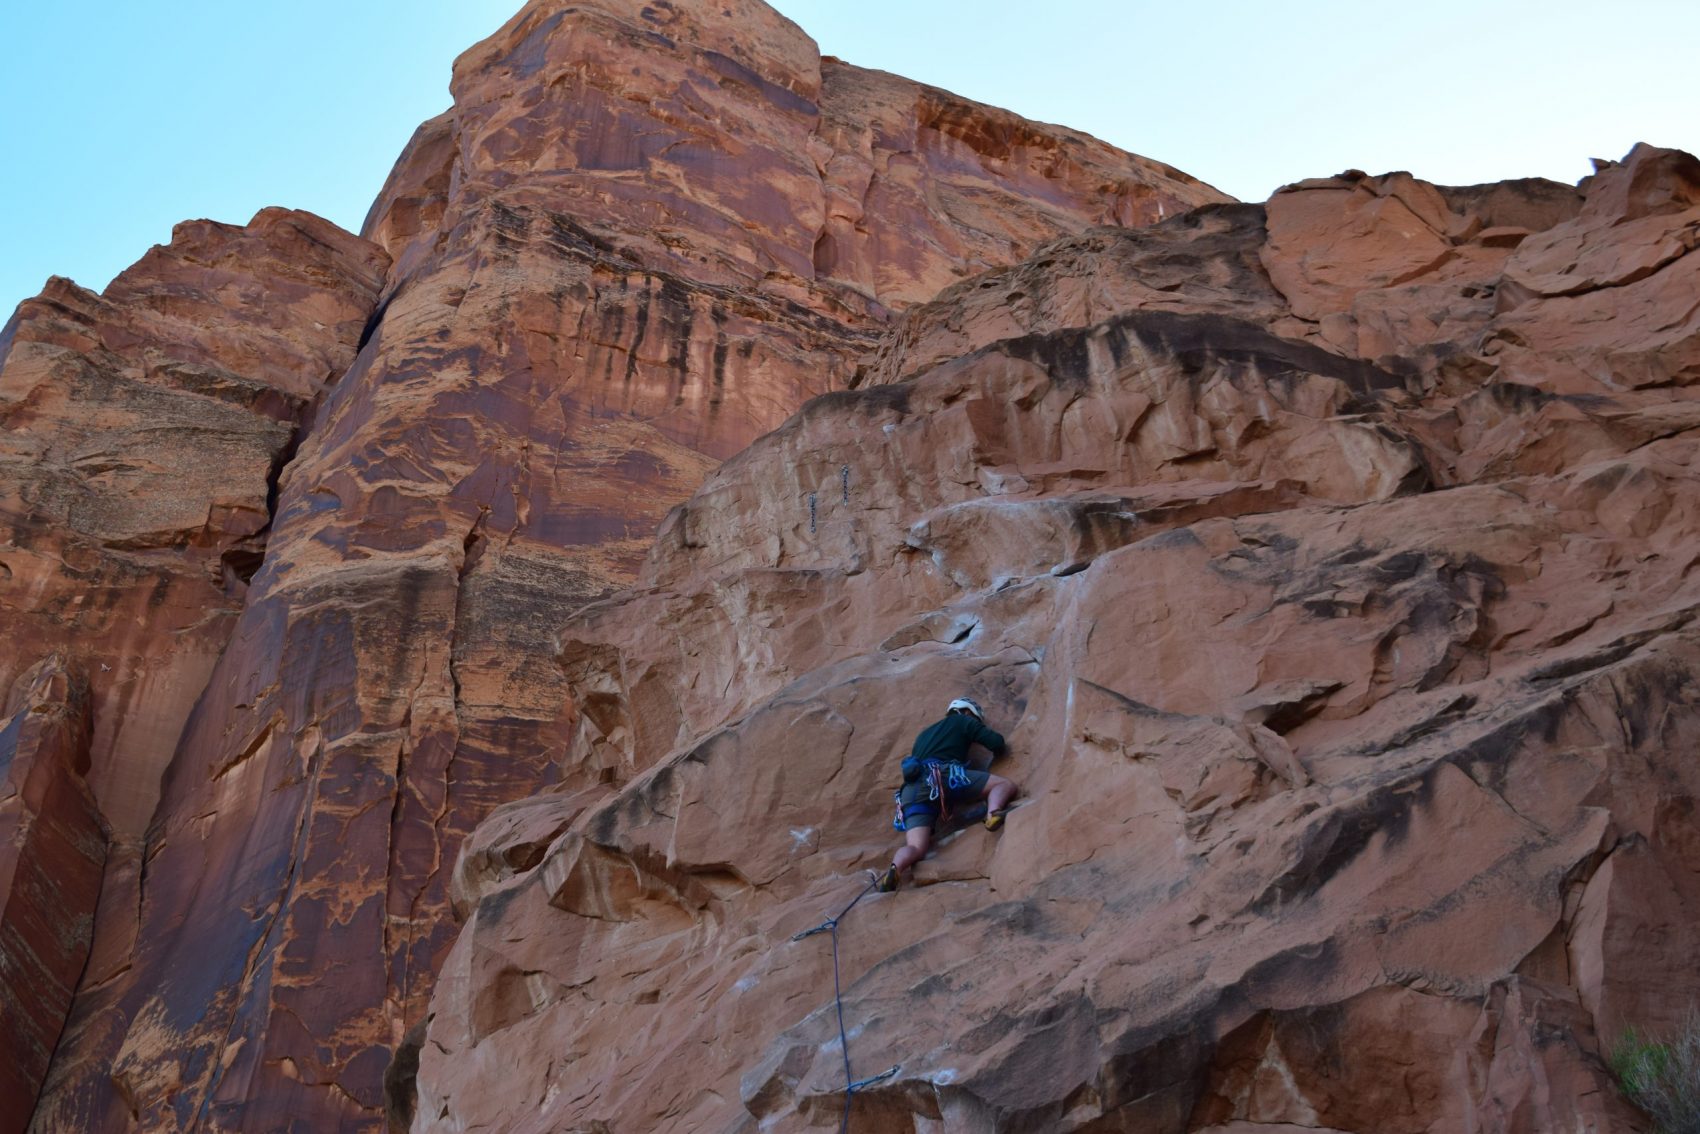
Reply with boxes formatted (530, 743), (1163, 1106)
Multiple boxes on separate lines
(12, 0), (1695, 1130)
(20, 2), (1224, 1131)
(0, 658), (103, 1134)
(0, 208), (387, 843)
(0, 209), (386, 1133)
(403, 144), (1700, 1133)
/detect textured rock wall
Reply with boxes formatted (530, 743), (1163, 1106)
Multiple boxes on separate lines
(0, 658), (103, 1134)
(402, 145), (1700, 1132)
(0, 209), (387, 843)
(12, 0), (1694, 1130)
(9, 1), (1223, 1130)
(0, 211), (387, 1133)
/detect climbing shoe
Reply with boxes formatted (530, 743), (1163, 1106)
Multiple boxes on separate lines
(984, 810), (1009, 832)
(875, 865), (899, 893)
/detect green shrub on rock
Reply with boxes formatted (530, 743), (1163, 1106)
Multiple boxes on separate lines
(1612, 1020), (1700, 1134)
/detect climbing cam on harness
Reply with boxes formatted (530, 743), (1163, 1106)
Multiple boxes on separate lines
(891, 760), (975, 830)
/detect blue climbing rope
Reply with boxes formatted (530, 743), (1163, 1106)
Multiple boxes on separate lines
(790, 875), (900, 1132)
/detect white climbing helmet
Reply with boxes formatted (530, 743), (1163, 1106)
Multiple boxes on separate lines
(947, 697), (985, 721)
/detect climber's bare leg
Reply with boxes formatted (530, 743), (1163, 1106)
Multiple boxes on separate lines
(892, 826), (932, 875)
(983, 774), (1016, 815)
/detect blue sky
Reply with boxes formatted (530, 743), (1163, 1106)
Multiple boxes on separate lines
(3, 1), (1694, 321)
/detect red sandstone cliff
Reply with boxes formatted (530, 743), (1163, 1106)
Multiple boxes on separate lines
(1, 1), (1224, 1131)
(394, 144), (1700, 1132)
(0, 211), (387, 1134)
(5, 2), (1698, 1132)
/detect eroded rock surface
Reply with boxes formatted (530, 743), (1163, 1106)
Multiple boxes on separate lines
(0, 209), (387, 1133)
(19, 1), (1224, 1130)
(0, 658), (103, 1134)
(0, 208), (387, 843)
(404, 144), (1700, 1133)
(10, 0), (1697, 1130)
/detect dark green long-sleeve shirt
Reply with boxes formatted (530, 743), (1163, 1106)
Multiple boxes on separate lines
(908, 712), (1006, 765)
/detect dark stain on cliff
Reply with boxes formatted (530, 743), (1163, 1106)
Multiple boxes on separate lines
(502, 10), (568, 80)
(1253, 764), (1445, 910)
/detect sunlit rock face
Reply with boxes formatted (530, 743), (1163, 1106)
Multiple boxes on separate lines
(12, 0), (1698, 1128)
(9, 0), (1225, 1130)
(403, 143), (1700, 1133)
(0, 209), (387, 1134)
(0, 208), (387, 844)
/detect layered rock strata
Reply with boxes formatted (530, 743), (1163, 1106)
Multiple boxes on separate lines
(13, 1), (1224, 1130)
(13, 0), (1693, 1130)
(0, 211), (387, 1132)
(403, 144), (1700, 1132)
(0, 209), (387, 843)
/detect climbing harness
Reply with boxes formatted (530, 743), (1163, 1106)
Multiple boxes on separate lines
(790, 875), (901, 1133)
(930, 761), (970, 822)
(891, 760), (975, 830)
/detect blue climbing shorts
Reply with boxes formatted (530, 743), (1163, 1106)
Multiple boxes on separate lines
(897, 767), (989, 830)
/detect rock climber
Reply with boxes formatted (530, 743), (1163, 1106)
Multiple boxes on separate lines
(876, 696), (1017, 892)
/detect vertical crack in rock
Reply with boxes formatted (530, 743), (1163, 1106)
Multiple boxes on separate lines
(380, 725), (412, 1032)
(385, 504), (492, 1032)
(189, 729), (326, 1129)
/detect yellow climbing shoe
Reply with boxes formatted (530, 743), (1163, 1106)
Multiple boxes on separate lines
(985, 810), (1008, 832)
(875, 866), (899, 892)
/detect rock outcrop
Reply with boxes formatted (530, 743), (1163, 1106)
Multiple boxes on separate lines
(0, 210), (387, 1132)
(403, 144), (1700, 1132)
(0, 208), (387, 844)
(8, 1), (1223, 1131)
